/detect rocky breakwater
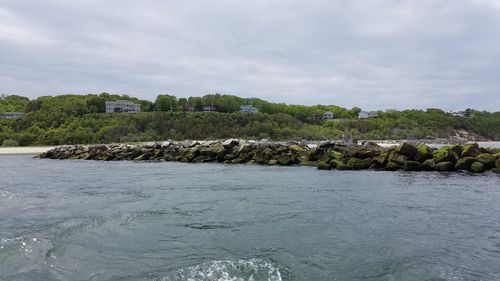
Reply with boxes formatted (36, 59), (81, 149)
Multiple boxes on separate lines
(39, 140), (500, 173)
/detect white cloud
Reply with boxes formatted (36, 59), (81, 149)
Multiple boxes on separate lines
(0, 0), (499, 111)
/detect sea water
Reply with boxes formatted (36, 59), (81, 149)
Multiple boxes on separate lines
(1, 155), (500, 281)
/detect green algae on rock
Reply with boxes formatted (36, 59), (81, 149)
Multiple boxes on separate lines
(39, 140), (500, 173)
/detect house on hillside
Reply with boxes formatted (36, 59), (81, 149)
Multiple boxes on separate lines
(203, 105), (217, 112)
(1, 112), (24, 119)
(240, 105), (258, 113)
(184, 105), (195, 112)
(105, 100), (141, 113)
(358, 111), (378, 119)
(308, 111), (335, 121)
(323, 111), (334, 120)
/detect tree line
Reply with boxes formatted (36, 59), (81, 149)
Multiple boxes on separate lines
(1, 93), (499, 146)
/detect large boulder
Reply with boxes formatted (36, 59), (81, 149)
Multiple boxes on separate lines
(433, 146), (458, 163)
(222, 138), (240, 149)
(414, 143), (433, 162)
(389, 152), (408, 166)
(376, 150), (391, 166)
(476, 154), (496, 169)
(288, 144), (306, 153)
(317, 140), (333, 149)
(491, 167), (500, 174)
(346, 157), (372, 170)
(461, 143), (481, 158)
(434, 161), (455, 172)
(470, 161), (485, 173)
(330, 159), (349, 170)
(396, 142), (417, 159)
(385, 161), (402, 171)
(342, 146), (379, 159)
(423, 159), (435, 170)
(362, 141), (383, 149)
(455, 157), (477, 171)
(403, 161), (426, 171)
(276, 154), (293, 166)
(317, 160), (331, 170)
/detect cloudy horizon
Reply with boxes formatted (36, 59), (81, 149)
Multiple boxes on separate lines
(1, 0), (499, 111)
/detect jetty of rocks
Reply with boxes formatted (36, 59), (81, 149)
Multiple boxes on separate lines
(39, 139), (500, 173)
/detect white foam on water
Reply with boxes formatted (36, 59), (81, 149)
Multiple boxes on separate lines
(160, 258), (287, 281)
(0, 236), (55, 266)
(0, 190), (15, 199)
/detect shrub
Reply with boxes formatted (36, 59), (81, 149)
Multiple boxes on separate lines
(2, 139), (19, 147)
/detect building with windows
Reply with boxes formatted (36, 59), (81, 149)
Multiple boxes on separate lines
(358, 111), (378, 119)
(202, 105), (217, 112)
(323, 111), (334, 119)
(307, 111), (335, 121)
(1, 112), (24, 119)
(105, 100), (141, 113)
(240, 105), (258, 113)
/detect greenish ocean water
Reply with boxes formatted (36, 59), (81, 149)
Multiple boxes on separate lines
(1, 155), (500, 281)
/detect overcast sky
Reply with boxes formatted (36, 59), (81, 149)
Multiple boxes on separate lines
(1, 0), (499, 111)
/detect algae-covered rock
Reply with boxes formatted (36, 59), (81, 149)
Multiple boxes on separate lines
(268, 159), (278, 165)
(433, 146), (457, 163)
(193, 155), (215, 163)
(386, 161), (402, 171)
(403, 161), (425, 171)
(491, 167), (500, 174)
(317, 161), (331, 170)
(343, 146), (379, 159)
(306, 148), (320, 161)
(390, 153), (408, 166)
(423, 159), (435, 170)
(476, 154), (496, 169)
(396, 142), (417, 158)
(346, 157), (372, 170)
(449, 145), (463, 159)
(328, 149), (343, 160)
(276, 154), (292, 166)
(376, 150), (391, 166)
(288, 144), (305, 152)
(330, 159), (349, 170)
(434, 161), (455, 172)
(461, 143), (481, 158)
(455, 157), (477, 171)
(496, 158), (500, 168)
(414, 143), (433, 162)
(470, 161), (485, 173)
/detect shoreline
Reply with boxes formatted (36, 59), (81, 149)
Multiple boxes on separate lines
(0, 146), (56, 155)
(2, 141), (500, 155)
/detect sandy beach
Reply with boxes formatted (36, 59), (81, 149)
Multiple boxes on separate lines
(0, 146), (56, 155)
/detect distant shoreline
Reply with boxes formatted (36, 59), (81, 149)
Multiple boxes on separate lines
(0, 146), (56, 155)
(1, 140), (500, 155)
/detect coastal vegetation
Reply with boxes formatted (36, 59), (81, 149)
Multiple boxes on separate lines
(1, 93), (500, 146)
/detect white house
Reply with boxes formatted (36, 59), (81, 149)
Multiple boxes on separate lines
(105, 100), (141, 113)
(358, 111), (378, 119)
(323, 111), (334, 120)
(240, 105), (258, 113)
(1, 112), (24, 119)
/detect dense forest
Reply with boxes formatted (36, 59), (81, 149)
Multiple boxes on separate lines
(1, 93), (499, 146)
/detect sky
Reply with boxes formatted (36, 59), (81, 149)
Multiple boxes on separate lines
(0, 0), (499, 111)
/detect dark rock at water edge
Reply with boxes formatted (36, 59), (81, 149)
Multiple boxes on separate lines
(39, 140), (500, 173)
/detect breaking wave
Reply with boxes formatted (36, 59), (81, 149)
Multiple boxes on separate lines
(157, 258), (294, 281)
